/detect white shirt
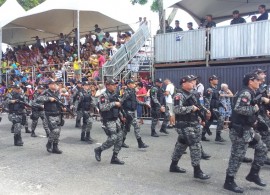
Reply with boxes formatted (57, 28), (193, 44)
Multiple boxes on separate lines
(165, 83), (175, 104)
(196, 83), (204, 101)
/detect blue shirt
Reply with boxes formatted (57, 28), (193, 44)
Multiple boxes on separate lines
(257, 12), (269, 21)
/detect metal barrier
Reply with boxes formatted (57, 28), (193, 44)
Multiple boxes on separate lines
(211, 20), (270, 59)
(102, 23), (151, 79)
(154, 29), (206, 63)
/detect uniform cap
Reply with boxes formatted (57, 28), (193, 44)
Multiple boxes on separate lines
(76, 81), (82, 84)
(82, 81), (90, 86)
(155, 78), (163, 83)
(37, 85), (45, 89)
(126, 79), (135, 85)
(209, 75), (219, 81)
(180, 75), (197, 85)
(106, 79), (118, 85)
(47, 79), (56, 85)
(243, 73), (259, 86)
(11, 84), (20, 89)
(233, 10), (239, 14)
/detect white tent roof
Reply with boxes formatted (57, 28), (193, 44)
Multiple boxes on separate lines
(2, 0), (133, 45)
(167, 0), (270, 24)
(0, 0), (26, 27)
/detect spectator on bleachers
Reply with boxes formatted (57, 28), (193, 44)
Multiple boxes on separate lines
(230, 10), (246, 25)
(165, 20), (173, 33)
(54, 66), (63, 81)
(257, 4), (268, 21)
(251, 15), (257, 22)
(187, 22), (194, 30)
(97, 51), (106, 68)
(73, 55), (81, 81)
(104, 32), (113, 42)
(58, 33), (66, 49)
(95, 41), (103, 52)
(174, 20), (183, 32)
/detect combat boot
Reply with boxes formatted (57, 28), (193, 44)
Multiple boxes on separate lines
(160, 128), (169, 134)
(264, 157), (270, 165)
(151, 130), (159, 137)
(201, 135), (210, 141)
(121, 138), (129, 148)
(169, 160), (186, 173)
(85, 132), (93, 143)
(137, 138), (149, 148)
(201, 151), (211, 160)
(80, 132), (86, 141)
(111, 152), (125, 165)
(31, 130), (37, 137)
(94, 147), (102, 162)
(223, 174), (244, 193)
(215, 132), (226, 142)
(46, 141), (52, 153)
(193, 165), (210, 180)
(52, 143), (62, 154)
(14, 134), (23, 146)
(25, 127), (31, 133)
(241, 157), (253, 163)
(246, 165), (266, 186)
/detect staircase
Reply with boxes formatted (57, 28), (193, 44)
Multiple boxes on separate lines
(102, 23), (151, 80)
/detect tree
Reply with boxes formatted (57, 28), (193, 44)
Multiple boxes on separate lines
(0, 0), (45, 10)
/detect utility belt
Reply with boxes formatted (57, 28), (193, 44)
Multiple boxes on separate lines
(175, 121), (197, 129)
(45, 112), (61, 117)
(103, 117), (118, 123)
(10, 111), (23, 115)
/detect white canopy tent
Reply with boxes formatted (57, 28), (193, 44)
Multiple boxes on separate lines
(1, 0), (133, 46)
(166, 0), (270, 24)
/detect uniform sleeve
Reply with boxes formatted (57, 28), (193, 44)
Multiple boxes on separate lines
(204, 88), (213, 109)
(173, 93), (193, 114)
(36, 94), (50, 103)
(5, 93), (13, 104)
(234, 91), (257, 116)
(99, 94), (115, 111)
(120, 89), (129, 104)
(150, 87), (161, 108)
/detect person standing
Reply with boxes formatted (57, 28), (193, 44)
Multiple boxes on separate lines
(174, 20), (183, 32)
(94, 79), (125, 165)
(150, 78), (169, 137)
(170, 75), (210, 180)
(230, 10), (246, 25)
(30, 85), (50, 137)
(136, 82), (147, 124)
(5, 85), (27, 146)
(121, 79), (149, 148)
(77, 81), (95, 143)
(37, 80), (65, 154)
(73, 81), (83, 128)
(164, 79), (175, 129)
(203, 75), (226, 142)
(224, 73), (268, 193)
(257, 4), (268, 21)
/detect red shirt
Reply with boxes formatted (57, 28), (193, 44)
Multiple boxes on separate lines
(136, 87), (147, 102)
(98, 55), (106, 68)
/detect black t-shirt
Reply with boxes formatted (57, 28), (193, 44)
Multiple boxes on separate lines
(174, 27), (183, 32)
(230, 17), (246, 25)
(206, 21), (216, 28)
(257, 12), (269, 21)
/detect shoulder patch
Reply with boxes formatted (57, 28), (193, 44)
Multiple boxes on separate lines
(100, 96), (106, 104)
(241, 97), (248, 103)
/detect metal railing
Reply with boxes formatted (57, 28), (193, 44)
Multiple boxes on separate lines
(102, 23), (151, 79)
(154, 29), (206, 63)
(211, 20), (270, 59)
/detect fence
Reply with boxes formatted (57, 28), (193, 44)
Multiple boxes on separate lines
(154, 29), (206, 63)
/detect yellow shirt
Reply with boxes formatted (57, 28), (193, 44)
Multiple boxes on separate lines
(73, 60), (81, 70)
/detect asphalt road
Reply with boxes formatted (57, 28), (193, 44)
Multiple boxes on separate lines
(0, 114), (270, 195)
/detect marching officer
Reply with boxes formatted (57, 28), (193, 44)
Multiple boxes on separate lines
(170, 75), (210, 180)
(203, 75), (226, 142)
(37, 80), (65, 154)
(77, 81), (95, 143)
(30, 85), (50, 137)
(121, 79), (149, 148)
(5, 85), (27, 146)
(94, 79), (125, 165)
(150, 78), (169, 137)
(224, 73), (268, 193)
(73, 81), (83, 128)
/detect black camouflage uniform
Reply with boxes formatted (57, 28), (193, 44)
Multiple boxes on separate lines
(203, 75), (226, 142)
(77, 81), (95, 143)
(37, 80), (64, 154)
(73, 81), (83, 128)
(121, 79), (149, 148)
(224, 73), (268, 193)
(5, 85), (27, 146)
(94, 79), (125, 165)
(150, 78), (169, 137)
(30, 85), (49, 137)
(170, 75), (210, 180)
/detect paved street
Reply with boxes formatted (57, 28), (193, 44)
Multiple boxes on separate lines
(0, 114), (270, 195)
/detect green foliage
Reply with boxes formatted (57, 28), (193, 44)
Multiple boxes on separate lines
(130, 0), (159, 12)
(0, 0), (45, 10)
